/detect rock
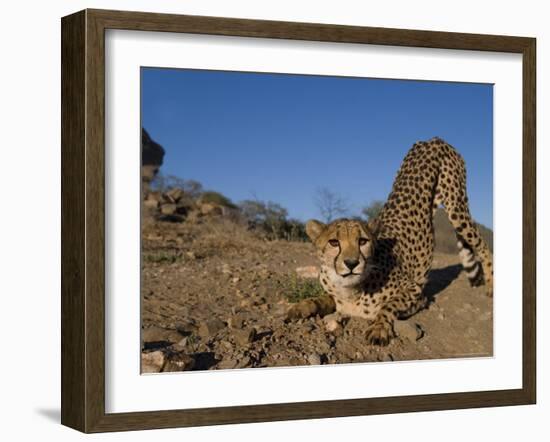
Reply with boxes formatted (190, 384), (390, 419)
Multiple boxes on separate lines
(258, 268), (271, 279)
(145, 191), (162, 202)
(228, 313), (247, 329)
(175, 319), (197, 335)
(141, 129), (165, 190)
(379, 353), (394, 362)
(186, 210), (203, 223)
(141, 351), (165, 373)
(219, 340), (234, 351)
(143, 199), (159, 210)
(160, 203), (177, 215)
(221, 263), (232, 275)
(165, 187), (184, 202)
(236, 356), (252, 368)
(307, 353), (322, 365)
(198, 318), (226, 337)
(145, 233), (163, 241)
(142, 326), (184, 349)
(163, 351), (195, 372)
(231, 277), (240, 284)
(240, 299), (253, 308)
(323, 313), (343, 335)
(217, 358), (239, 370)
(233, 328), (256, 347)
(200, 203), (223, 216)
(295, 266), (320, 279)
(394, 321), (423, 341)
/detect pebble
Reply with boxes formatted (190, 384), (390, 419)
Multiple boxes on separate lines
(323, 313), (343, 335)
(163, 351), (195, 372)
(233, 328), (256, 347)
(217, 358), (239, 370)
(394, 321), (423, 341)
(307, 353), (322, 365)
(236, 356), (252, 368)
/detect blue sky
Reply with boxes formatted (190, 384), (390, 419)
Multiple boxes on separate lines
(141, 68), (493, 228)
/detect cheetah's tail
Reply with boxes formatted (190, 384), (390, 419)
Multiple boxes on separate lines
(456, 235), (485, 287)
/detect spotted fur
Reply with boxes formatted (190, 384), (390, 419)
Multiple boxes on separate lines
(287, 137), (493, 346)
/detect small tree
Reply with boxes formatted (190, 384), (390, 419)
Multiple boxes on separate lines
(150, 173), (204, 198)
(314, 187), (348, 223)
(200, 191), (237, 208)
(361, 200), (385, 220)
(239, 199), (289, 239)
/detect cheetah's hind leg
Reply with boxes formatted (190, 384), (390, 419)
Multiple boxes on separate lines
(437, 146), (493, 297)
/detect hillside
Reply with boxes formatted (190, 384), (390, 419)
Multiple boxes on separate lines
(141, 208), (492, 373)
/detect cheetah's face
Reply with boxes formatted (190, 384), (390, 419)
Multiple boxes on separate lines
(306, 218), (379, 289)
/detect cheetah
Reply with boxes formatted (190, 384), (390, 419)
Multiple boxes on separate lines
(287, 137), (493, 346)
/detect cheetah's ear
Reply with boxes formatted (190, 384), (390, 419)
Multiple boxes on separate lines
(305, 219), (326, 242)
(366, 218), (380, 238)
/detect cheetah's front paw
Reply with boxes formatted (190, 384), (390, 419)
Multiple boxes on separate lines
(366, 320), (395, 346)
(285, 299), (318, 321)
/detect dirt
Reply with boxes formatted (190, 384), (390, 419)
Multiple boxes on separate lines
(141, 216), (493, 372)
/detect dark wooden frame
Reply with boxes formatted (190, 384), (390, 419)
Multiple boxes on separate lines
(61, 8), (536, 433)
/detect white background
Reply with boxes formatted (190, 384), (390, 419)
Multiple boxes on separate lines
(106, 30), (522, 413)
(0, 0), (546, 440)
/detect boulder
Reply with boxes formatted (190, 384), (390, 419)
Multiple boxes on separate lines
(160, 203), (177, 215)
(141, 129), (165, 191)
(141, 351), (165, 373)
(143, 199), (159, 210)
(163, 351), (195, 372)
(198, 318), (226, 337)
(165, 187), (184, 202)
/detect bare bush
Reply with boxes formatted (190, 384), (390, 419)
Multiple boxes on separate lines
(314, 187), (348, 222)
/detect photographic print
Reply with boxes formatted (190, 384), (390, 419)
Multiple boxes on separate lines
(140, 68), (494, 373)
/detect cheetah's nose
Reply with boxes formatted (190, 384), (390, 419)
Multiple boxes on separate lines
(344, 259), (359, 271)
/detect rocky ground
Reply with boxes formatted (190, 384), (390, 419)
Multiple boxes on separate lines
(141, 216), (493, 373)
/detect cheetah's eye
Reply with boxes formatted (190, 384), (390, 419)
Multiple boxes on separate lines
(328, 239), (339, 247)
(359, 238), (369, 246)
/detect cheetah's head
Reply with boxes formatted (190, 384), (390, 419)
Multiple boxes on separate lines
(306, 218), (379, 289)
